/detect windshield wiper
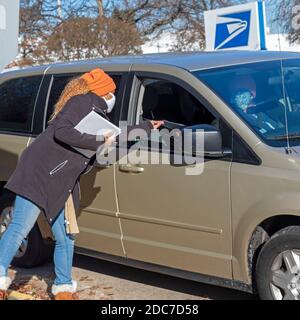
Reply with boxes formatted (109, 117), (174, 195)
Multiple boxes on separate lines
(267, 132), (300, 140)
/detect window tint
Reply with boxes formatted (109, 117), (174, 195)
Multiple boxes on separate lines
(137, 78), (216, 127)
(0, 76), (42, 133)
(194, 59), (300, 147)
(133, 77), (218, 152)
(46, 75), (74, 123)
(46, 74), (122, 125)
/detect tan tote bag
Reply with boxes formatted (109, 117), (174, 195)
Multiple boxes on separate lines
(64, 194), (80, 234)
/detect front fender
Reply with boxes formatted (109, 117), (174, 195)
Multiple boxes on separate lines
(232, 192), (300, 283)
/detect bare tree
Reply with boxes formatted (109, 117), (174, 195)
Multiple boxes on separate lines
(13, 0), (48, 66)
(169, 0), (246, 50)
(46, 15), (142, 61)
(97, 0), (104, 18)
(94, 17), (143, 56)
(14, 0), (106, 66)
(271, 0), (300, 44)
(13, 0), (247, 67)
(109, 0), (245, 50)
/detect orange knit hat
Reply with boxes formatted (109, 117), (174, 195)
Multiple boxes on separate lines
(81, 68), (116, 97)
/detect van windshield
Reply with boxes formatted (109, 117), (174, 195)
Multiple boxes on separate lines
(194, 59), (300, 147)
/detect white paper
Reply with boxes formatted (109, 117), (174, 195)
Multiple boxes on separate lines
(73, 110), (121, 158)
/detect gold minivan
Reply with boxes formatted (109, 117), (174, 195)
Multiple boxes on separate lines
(1, 51), (300, 300)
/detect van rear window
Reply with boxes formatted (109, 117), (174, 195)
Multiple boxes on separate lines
(0, 76), (42, 133)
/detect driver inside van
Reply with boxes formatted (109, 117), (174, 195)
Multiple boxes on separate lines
(229, 75), (279, 134)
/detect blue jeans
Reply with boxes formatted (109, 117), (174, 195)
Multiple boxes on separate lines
(0, 195), (75, 286)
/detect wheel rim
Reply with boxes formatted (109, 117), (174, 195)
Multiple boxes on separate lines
(270, 249), (300, 300)
(0, 205), (28, 258)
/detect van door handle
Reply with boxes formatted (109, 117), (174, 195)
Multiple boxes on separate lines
(119, 164), (144, 173)
(94, 162), (112, 169)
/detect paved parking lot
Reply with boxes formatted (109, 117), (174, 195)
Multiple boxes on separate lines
(8, 254), (256, 300)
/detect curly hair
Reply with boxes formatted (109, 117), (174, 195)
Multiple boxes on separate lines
(48, 77), (89, 122)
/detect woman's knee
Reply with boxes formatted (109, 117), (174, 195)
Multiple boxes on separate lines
(8, 219), (33, 240)
(9, 195), (40, 238)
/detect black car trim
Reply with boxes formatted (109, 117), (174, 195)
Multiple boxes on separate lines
(75, 246), (253, 294)
(33, 75), (52, 135)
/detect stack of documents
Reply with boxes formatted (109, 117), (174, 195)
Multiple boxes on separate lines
(74, 110), (121, 158)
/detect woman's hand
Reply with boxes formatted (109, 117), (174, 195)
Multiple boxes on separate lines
(104, 131), (116, 146)
(150, 120), (165, 129)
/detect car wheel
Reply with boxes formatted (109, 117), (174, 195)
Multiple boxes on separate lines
(256, 226), (300, 300)
(0, 191), (53, 268)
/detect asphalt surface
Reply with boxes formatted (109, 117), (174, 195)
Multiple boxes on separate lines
(8, 254), (256, 300)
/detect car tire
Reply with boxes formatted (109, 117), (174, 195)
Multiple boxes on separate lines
(0, 191), (54, 268)
(255, 226), (300, 300)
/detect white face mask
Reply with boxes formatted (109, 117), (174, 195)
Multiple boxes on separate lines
(103, 93), (116, 113)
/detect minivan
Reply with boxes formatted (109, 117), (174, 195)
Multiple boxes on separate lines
(1, 51), (300, 300)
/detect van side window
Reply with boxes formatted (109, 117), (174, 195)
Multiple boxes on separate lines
(134, 77), (218, 147)
(136, 78), (216, 128)
(0, 76), (42, 133)
(45, 74), (122, 126)
(46, 75), (74, 124)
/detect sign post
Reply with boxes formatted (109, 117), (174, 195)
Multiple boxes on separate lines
(0, 0), (20, 70)
(204, 1), (267, 51)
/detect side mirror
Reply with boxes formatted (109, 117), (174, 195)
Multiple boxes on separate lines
(181, 124), (230, 158)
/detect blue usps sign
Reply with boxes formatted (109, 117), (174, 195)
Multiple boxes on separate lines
(205, 1), (267, 51)
(214, 11), (251, 50)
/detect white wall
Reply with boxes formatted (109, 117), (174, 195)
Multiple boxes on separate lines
(141, 32), (176, 54)
(266, 33), (300, 52)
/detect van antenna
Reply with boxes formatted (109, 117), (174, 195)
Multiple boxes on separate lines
(277, 23), (292, 154)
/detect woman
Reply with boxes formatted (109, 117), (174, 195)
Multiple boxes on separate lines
(0, 68), (163, 300)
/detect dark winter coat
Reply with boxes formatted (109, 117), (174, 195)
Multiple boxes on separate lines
(5, 92), (152, 225)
